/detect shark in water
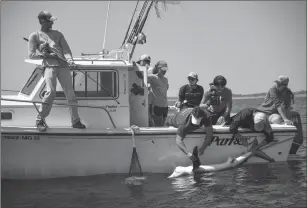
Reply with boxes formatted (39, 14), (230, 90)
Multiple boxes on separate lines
(168, 139), (262, 178)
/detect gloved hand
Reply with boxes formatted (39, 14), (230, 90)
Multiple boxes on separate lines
(39, 42), (50, 52)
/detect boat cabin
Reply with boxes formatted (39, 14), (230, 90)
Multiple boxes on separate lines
(1, 57), (151, 129)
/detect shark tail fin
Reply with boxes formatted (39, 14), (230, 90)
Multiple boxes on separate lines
(192, 146), (201, 171)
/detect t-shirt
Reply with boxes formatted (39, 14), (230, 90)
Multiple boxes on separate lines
(28, 30), (72, 67)
(148, 74), (168, 107)
(229, 108), (258, 134)
(178, 84), (204, 108)
(167, 108), (212, 138)
(202, 87), (232, 115)
(229, 108), (274, 142)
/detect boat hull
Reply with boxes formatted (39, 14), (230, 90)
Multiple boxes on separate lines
(1, 125), (296, 179)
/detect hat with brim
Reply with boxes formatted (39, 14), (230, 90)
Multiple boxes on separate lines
(136, 54), (151, 64)
(156, 60), (168, 71)
(188, 72), (198, 80)
(38, 11), (57, 22)
(275, 75), (289, 86)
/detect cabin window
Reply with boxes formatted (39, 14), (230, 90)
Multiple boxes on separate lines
(40, 69), (118, 99)
(1, 111), (12, 120)
(20, 67), (44, 96)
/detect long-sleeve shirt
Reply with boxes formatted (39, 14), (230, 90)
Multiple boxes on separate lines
(28, 30), (72, 67)
(258, 84), (285, 115)
(178, 84), (204, 108)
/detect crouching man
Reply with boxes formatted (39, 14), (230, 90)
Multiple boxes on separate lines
(228, 108), (275, 162)
(165, 107), (214, 162)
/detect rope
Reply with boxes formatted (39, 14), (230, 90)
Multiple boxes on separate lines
(102, 0), (111, 50)
(130, 125), (139, 148)
(128, 125), (143, 176)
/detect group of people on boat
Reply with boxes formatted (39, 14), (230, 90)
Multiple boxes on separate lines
(28, 11), (303, 159)
(134, 53), (303, 161)
(168, 72), (303, 161)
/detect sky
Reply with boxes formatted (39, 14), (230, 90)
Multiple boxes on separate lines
(1, 1), (306, 97)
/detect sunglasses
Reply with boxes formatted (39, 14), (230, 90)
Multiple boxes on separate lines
(214, 83), (225, 87)
(188, 77), (196, 81)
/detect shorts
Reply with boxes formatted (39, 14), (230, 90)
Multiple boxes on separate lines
(154, 106), (168, 118)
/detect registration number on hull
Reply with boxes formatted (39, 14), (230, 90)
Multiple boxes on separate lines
(2, 135), (40, 141)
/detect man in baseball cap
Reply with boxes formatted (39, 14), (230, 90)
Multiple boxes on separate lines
(38, 11), (57, 22)
(136, 54), (151, 65)
(136, 54), (155, 126)
(28, 11), (86, 132)
(165, 106), (213, 161)
(175, 72), (204, 110)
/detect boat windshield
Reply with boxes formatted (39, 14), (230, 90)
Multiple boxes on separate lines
(39, 69), (118, 100)
(20, 67), (44, 96)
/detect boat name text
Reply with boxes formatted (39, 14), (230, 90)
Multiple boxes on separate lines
(209, 136), (257, 146)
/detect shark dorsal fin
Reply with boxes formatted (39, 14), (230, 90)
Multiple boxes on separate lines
(192, 146), (201, 170)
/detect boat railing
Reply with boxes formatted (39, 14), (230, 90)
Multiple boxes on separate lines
(1, 97), (116, 128)
(80, 48), (130, 62)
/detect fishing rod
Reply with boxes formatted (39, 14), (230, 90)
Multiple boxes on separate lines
(22, 37), (120, 104)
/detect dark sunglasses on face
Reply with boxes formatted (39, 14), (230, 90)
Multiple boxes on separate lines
(41, 20), (53, 24)
(188, 77), (196, 81)
(215, 83), (225, 87)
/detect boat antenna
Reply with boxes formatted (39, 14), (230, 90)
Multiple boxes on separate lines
(121, 0), (140, 47)
(102, 0), (111, 52)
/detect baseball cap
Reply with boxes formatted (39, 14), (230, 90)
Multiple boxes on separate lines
(253, 112), (269, 131)
(188, 72), (198, 80)
(275, 75), (289, 86)
(156, 60), (168, 71)
(136, 54), (151, 64)
(38, 11), (57, 22)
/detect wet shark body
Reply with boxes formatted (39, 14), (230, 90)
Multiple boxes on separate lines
(168, 146), (254, 178)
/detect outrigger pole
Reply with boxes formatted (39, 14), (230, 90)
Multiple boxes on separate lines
(102, 1), (111, 52)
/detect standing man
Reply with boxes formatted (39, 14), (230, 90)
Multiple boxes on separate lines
(148, 61), (169, 126)
(175, 72), (204, 110)
(28, 11), (86, 132)
(202, 75), (232, 125)
(165, 106), (214, 161)
(136, 54), (155, 126)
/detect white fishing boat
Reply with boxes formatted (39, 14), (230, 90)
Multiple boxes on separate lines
(1, 1), (299, 179)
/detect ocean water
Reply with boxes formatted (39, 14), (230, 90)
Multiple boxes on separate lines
(2, 97), (307, 208)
